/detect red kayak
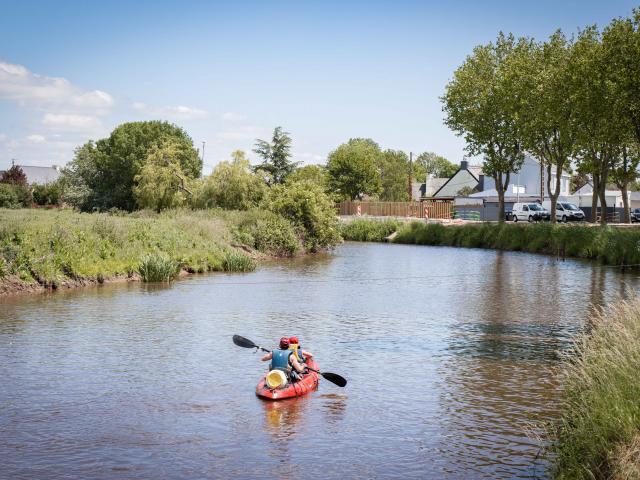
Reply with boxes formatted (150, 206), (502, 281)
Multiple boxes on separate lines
(256, 358), (320, 400)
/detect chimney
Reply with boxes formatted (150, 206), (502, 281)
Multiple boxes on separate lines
(460, 160), (468, 170)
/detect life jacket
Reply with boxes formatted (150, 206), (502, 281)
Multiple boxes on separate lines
(271, 349), (293, 371)
(289, 344), (304, 362)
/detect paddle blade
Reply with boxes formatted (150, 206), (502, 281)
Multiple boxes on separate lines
(233, 335), (257, 349)
(321, 372), (347, 388)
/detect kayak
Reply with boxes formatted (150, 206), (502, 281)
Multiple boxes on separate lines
(256, 357), (320, 400)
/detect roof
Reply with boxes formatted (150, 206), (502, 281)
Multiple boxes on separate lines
(424, 177), (448, 196)
(468, 165), (483, 177)
(0, 165), (61, 184)
(432, 164), (481, 197)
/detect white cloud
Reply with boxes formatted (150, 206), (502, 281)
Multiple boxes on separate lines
(0, 133), (6, 142)
(214, 125), (268, 142)
(42, 113), (101, 130)
(132, 101), (207, 120)
(221, 111), (247, 122)
(27, 134), (46, 143)
(298, 152), (324, 163)
(0, 61), (113, 111)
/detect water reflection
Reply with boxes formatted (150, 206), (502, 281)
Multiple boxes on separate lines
(1, 243), (639, 479)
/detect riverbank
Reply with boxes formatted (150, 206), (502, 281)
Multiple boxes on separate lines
(0, 208), (318, 296)
(548, 299), (640, 479)
(341, 219), (640, 267)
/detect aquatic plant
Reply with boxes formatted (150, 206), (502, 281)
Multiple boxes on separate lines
(548, 299), (640, 479)
(138, 252), (179, 282)
(340, 218), (400, 242)
(221, 250), (256, 272)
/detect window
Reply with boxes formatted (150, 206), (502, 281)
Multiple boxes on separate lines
(523, 205), (529, 211)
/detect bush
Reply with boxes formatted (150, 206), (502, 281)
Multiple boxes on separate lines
(0, 184), (19, 208)
(547, 299), (640, 479)
(262, 180), (341, 252)
(138, 252), (180, 282)
(222, 249), (256, 272)
(32, 182), (62, 206)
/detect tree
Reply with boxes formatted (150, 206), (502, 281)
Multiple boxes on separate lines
(194, 150), (266, 210)
(133, 143), (191, 211)
(286, 164), (329, 187)
(611, 144), (640, 222)
(63, 121), (201, 211)
(253, 126), (298, 185)
(517, 31), (580, 223)
(378, 149), (410, 201)
(327, 138), (382, 200)
(442, 33), (528, 222)
(412, 152), (458, 180)
(0, 165), (27, 186)
(262, 180), (341, 252)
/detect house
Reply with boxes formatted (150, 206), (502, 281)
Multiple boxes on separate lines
(411, 177), (449, 200)
(432, 160), (483, 197)
(569, 182), (640, 209)
(0, 164), (61, 184)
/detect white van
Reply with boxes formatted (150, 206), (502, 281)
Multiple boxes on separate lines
(511, 202), (549, 222)
(541, 200), (585, 222)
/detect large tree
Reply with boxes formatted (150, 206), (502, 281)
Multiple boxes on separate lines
(379, 149), (410, 201)
(253, 126), (298, 185)
(0, 165), (27, 186)
(412, 152), (457, 180)
(442, 33), (528, 222)
(63, 121), (201, 211)
(327, 138), (382, 200)
(518, 31), (578, 223)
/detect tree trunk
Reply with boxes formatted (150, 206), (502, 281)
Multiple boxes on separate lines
(598, 173), (608, 225)
(621, 183), (630, 223)
(591, 174), (599, 223)
(495, 172), (507, 223)
(546, 163), (563, 224)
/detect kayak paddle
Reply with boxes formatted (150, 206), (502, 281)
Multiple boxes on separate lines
(232, 334), (347, 387)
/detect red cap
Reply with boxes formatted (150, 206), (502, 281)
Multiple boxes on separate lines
(279, 337), (290, 349)
(289, 336), (299, 345)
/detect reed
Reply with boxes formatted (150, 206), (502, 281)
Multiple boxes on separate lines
(340, 218), (400, 242)
(138, 252), (179, 282)
(548, 299), (640, 479)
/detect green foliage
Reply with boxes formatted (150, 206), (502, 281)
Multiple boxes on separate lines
(262, 180), (341, 252)
(379, 149), (410, 201)
(456, 186), (476, 196)
(193, 150), (266, 210)
(0, 184), (20, 208)
(412, 152), (458, 180)
(62, 121), (201, 211)
(340, 218), (400, 242)
(138, 252), (179, 282)
(221, 249), (256, 272)
(133, 143), (190, 211)
(0, 165), (27, 186)
(253, 127), (298, 185)
(32, 182), (62, 206)
(327, 138), (382, 200)
(287, 164), (329, 188)
(442, 33), (529, 220)
(547, 299), (640, 479)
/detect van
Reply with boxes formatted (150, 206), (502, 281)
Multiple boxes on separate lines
(511, 202), (549, 222)
(541, 200), (585, 222)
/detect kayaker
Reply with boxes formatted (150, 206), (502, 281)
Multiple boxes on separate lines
(288, 336), (313, 364)
(261, 337), (307, 382)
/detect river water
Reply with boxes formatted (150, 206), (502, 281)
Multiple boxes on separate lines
(1, 243), (638, 479)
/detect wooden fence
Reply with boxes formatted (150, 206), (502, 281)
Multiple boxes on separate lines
(337, 200), (453, 219)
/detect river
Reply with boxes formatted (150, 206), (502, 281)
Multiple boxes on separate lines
(1, 242), (638, 479)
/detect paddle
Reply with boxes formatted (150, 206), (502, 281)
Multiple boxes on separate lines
(232, 334), (347, 387)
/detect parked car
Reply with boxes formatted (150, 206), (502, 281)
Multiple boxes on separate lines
(632, 208), (640, 223)
(512, 202), (549, 222)
(541, 200), (586, 222)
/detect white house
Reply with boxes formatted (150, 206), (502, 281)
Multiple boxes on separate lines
(569, 182), (640, 209)
(0, 164), (61, 184)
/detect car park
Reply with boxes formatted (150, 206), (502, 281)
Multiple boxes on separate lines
(511, 202), (549, 222)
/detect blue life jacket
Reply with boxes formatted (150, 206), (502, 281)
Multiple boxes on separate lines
(271, 349), (292, 371)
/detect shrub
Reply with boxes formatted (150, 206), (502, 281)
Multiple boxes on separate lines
(138, 252), (180, 282)
(32, 182), (62, 206)
(0, 183), (19, 208)
(262, 180), (341, 252)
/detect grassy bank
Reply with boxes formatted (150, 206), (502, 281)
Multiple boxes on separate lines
(0, 208), (315, 294)
(342, 219), (640, 267)
(548, 299), (640, 479)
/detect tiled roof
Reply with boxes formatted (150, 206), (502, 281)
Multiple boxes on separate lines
(0, 165), (61, 184)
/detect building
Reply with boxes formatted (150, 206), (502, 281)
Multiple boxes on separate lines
(432, 160), (483, 197)
(0, 164), (62, 184)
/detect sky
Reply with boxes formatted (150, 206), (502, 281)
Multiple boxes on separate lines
(0, 0), (638, 174)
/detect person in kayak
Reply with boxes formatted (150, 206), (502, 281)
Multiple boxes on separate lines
(288, 336), (313, 364)
(261, 337), (307, 382)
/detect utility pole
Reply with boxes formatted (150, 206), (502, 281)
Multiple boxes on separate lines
(408, 151), (413, 200)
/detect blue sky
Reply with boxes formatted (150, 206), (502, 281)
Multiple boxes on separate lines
(0, 0), (637, 173)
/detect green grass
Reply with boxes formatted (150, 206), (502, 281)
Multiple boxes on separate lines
(340, 218), (401, 242)
(0, 208), (264, 289)
(548, 299), (640, 479)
